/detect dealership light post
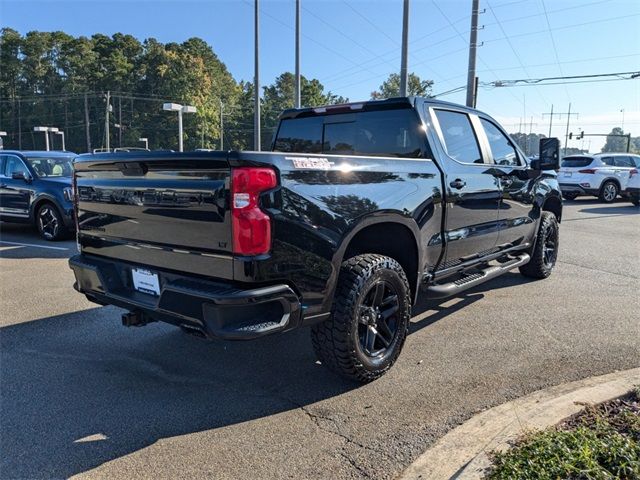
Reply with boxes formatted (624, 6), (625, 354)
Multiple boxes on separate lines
(162, 103), (197, 152)
(139, 137), (148, 149)
(0, 131), (6, 150)
(33, 126), (59, 151)
(54, 131), (65, 151)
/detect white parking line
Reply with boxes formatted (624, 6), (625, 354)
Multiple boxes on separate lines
(0, 240), (69, 251)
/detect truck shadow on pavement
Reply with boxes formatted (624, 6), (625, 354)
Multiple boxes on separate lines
(0, 273), (531, 479)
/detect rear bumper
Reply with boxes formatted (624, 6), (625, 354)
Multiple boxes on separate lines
(559, 183), (599, 196)
(69, 254), (303, 340)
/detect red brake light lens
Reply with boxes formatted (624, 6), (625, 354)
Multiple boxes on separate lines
(231, 167), (277, 256)
(578, 168), (597, 174)
(630, 169), (638, 178)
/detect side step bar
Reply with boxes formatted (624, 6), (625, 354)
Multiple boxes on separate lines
(425, 253), (530, 299)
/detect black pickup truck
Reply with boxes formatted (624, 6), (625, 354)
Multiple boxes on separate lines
(69, 97), (562, 382)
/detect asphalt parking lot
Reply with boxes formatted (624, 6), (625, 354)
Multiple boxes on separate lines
(1, 198), (638, 480)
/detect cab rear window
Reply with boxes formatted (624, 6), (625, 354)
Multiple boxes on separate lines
(273, 108), (425, 158)
(561, 157), (593, 168)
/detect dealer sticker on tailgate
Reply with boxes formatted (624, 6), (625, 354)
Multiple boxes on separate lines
(132, 268), (160, 296)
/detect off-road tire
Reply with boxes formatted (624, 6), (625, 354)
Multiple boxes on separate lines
(519, 211), (559, 279)
(35, 203), (68, 241)
(562, 192), (578, 201)
(599, 180), (619, 203)
(311, 254), (411, 383)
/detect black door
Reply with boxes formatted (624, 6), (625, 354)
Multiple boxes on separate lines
(0, 154), (32, 216)
(430, 108), (502, 265)
(476, 117), (537, 249)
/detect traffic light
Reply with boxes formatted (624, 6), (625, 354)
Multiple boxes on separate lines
(569, 132), (572, 139)
(579, 131), (584, 140)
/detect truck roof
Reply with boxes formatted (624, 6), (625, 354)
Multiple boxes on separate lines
(279, 96), (482, 120)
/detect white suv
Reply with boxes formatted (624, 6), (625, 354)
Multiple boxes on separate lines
(558, 153), (640, 203)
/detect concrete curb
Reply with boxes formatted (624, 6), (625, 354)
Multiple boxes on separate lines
(399, 368), (640, 480)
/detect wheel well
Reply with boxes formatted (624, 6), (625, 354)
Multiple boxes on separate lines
(31, 199), (58, 224)
(600, 178), (621, 191)
(343, 223), (419, 301)
(542, 196), (562, 223)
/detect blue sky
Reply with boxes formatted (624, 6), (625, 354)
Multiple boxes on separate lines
(1, 0), (639, 151)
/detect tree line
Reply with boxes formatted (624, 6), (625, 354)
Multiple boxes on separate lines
(0, 28), (436, 153)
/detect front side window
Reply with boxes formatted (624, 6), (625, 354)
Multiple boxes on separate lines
(434, 109), (484, 164)
(5, 155), (28, 177)
(480, 118), (520, 166)
(613, 156), (634, 167)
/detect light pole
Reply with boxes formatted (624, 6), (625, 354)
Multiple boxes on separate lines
(162, 103), (197, 152)
(620, 109), (625, 132)
(139, 137), (148, 150)
(55, 131), (65, 151)
(33, 126), (58, 151)
(0, 131), (6, 150)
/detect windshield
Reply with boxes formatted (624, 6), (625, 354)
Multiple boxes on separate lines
(26, 156), (74, 178)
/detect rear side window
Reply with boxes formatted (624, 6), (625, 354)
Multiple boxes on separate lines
(561, 157), (593, 168)
(601, 156), (615, 166)
(434, 109), (483, 164)
(273, 108), (424, 158)
(0, 156), (5, 176)
(4, 155), (28, 177)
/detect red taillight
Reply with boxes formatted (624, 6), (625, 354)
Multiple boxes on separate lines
(578, 168), (597, 174)
(630, 169), (638, 178)
(231, 167), (277, 256)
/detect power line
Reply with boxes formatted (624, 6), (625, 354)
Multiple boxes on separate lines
(485, 0), (550, 108)
(430, 0), (527, 110)
(483, 71), (640, 87)
(539, 0), (571, 102)
(482, 12), (640, 44)
(341, 1), (398, 46)
(483, 0), (612, 28)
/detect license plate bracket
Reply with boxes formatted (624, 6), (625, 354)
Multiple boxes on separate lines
(132, 268), (160, 296)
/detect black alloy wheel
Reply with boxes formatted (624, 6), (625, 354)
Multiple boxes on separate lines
(357, 281), (401, 359)
(36, 204), (65, 241)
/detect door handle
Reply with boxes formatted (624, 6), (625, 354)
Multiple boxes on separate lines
(449, 179), (466, 190)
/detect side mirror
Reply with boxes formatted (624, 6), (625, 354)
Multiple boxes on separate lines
(531, 138), (560, 171)
(11, 171), (31, 182)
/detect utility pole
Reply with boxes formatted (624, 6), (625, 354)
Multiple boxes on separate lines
(17, 99), (22, 150)
(220, 100), (224, 150)
(545, 104), (553, 137)
(399, 0), (410, 96)
(84, 93), (91, 153)
(522, 116), (537, 155)
(105, 91), (111, 151)
(465, 0), (480, 107)
(118, 96), (123, 147)
(254, 0), (261, 151)
(295, 0), (301, 108)
(564, 102), (575, 156)
(542, 104), (577, 142)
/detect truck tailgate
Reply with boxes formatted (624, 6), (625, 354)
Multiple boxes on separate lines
(74, 154), (233, 279)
